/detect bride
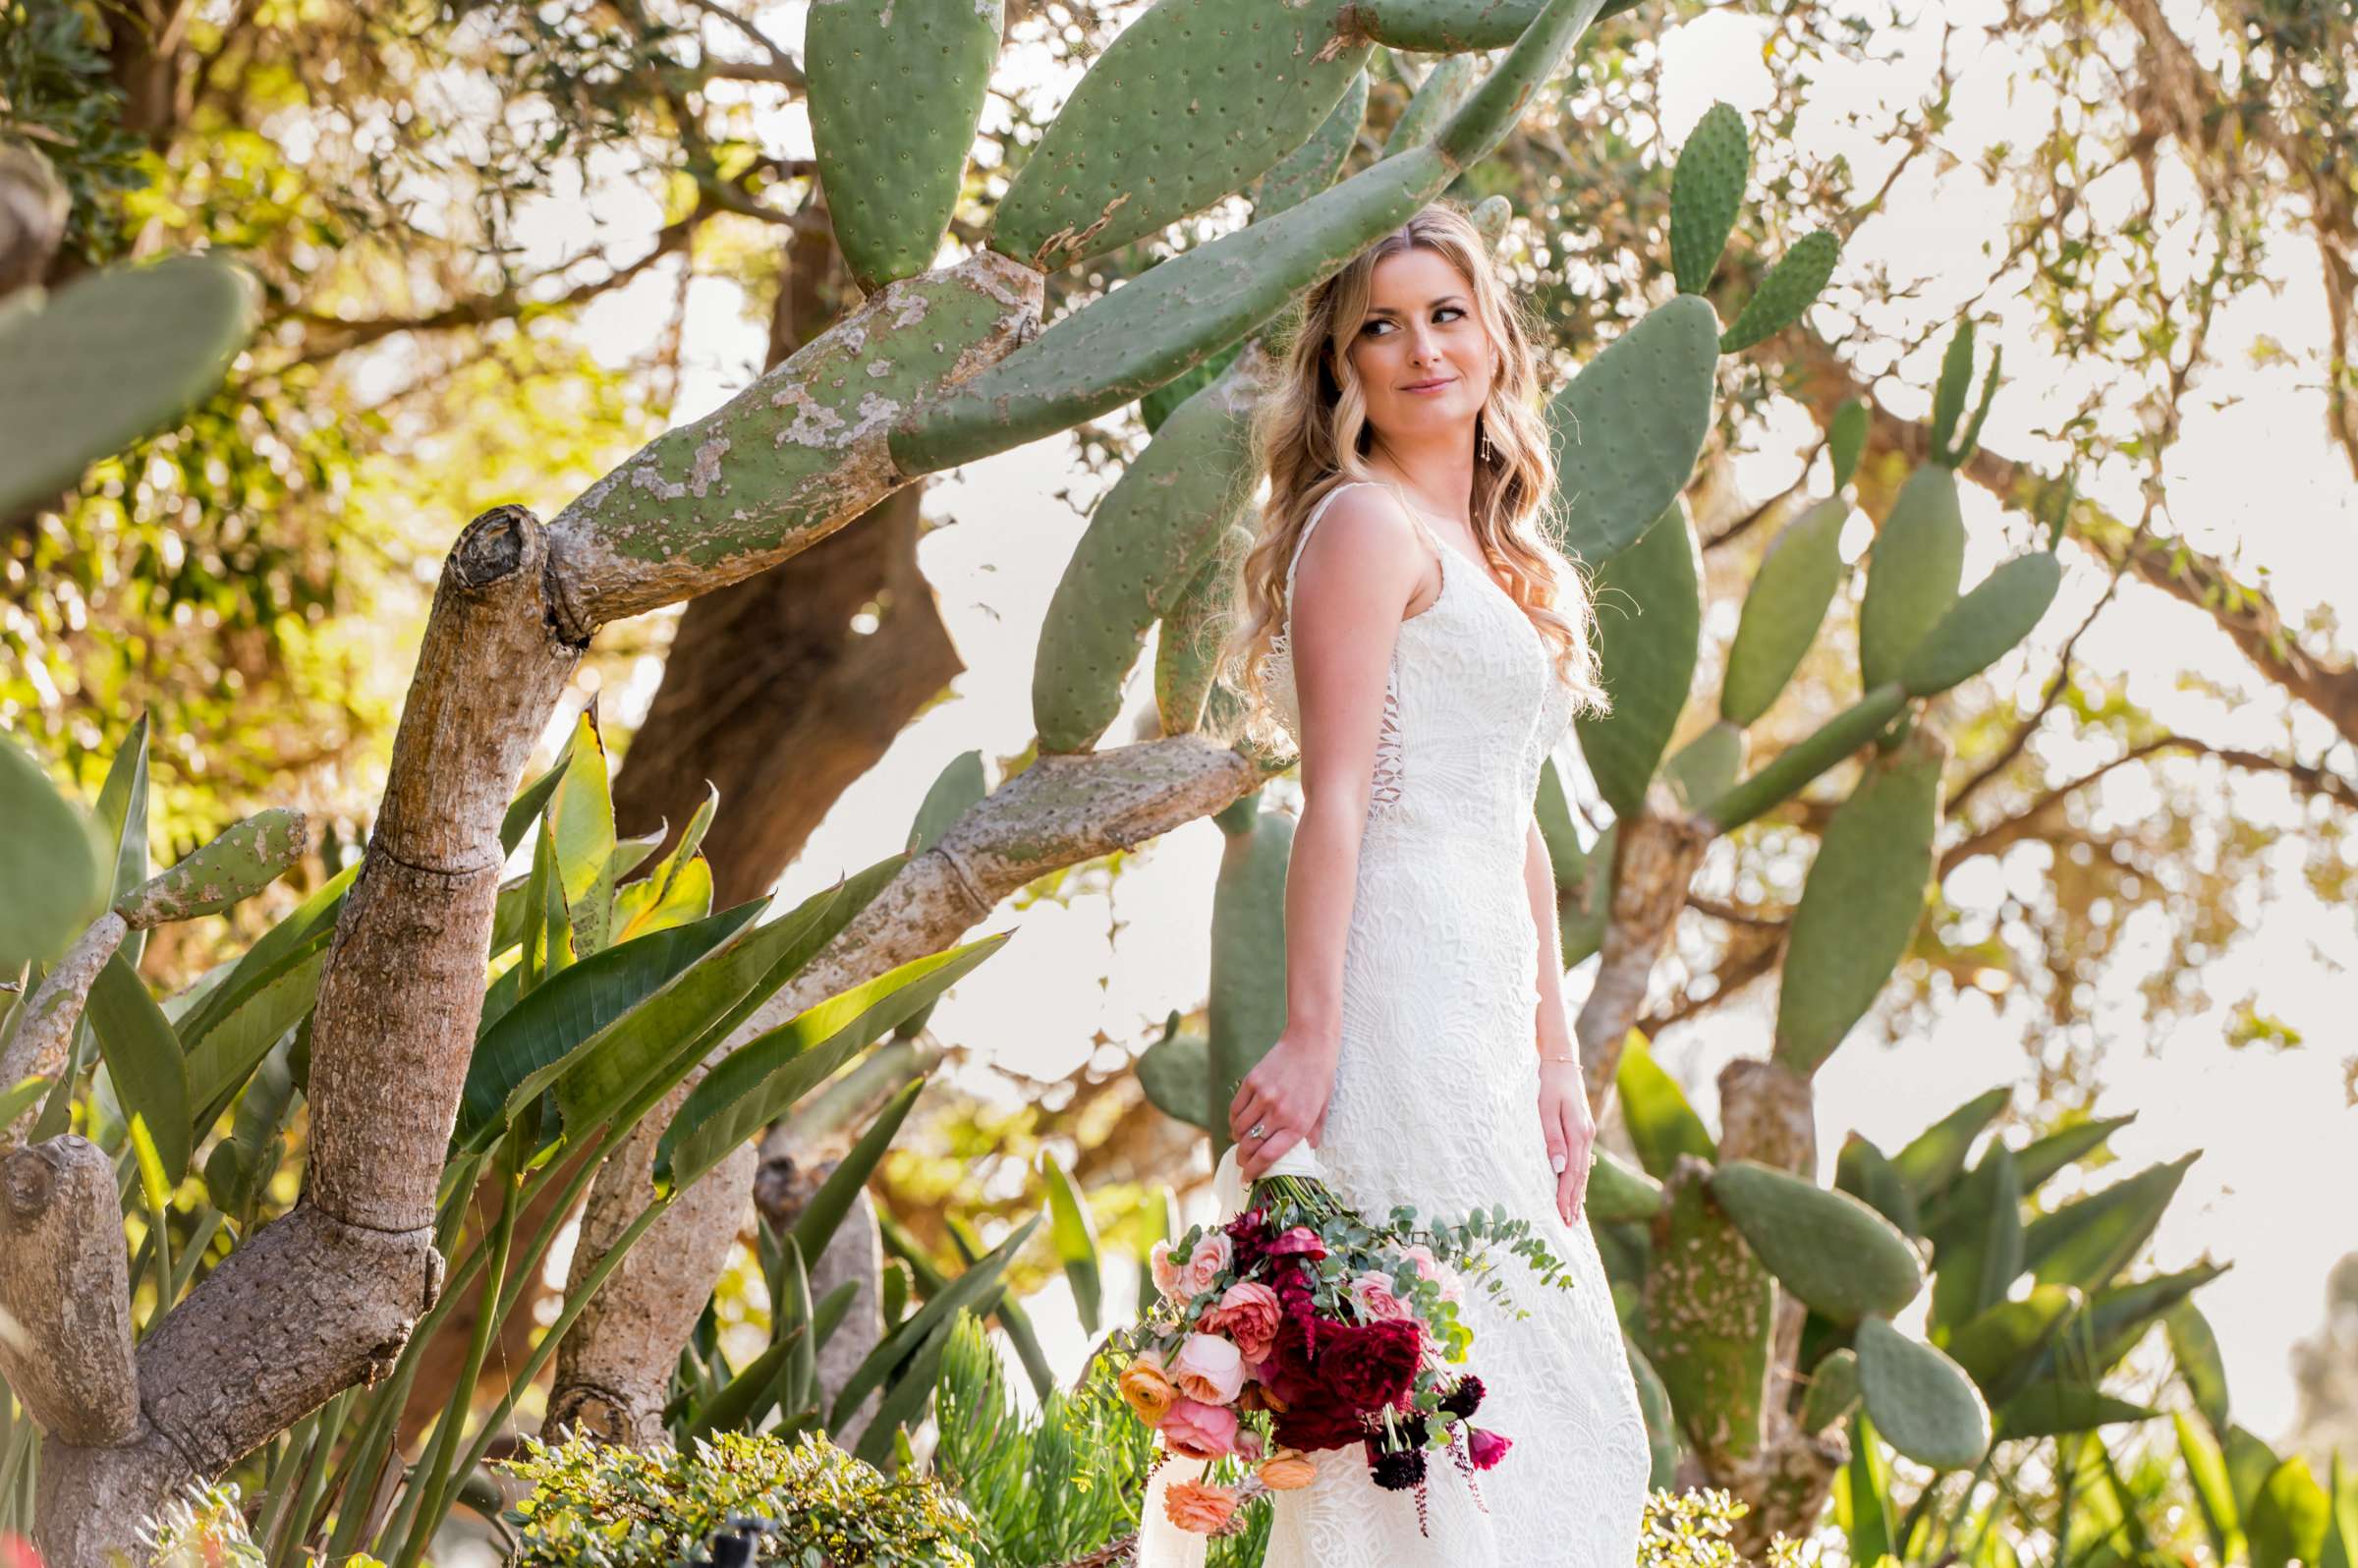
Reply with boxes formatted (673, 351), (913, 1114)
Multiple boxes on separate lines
(1204, 201), (1655, 1565)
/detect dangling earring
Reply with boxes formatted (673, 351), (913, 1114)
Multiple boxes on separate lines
(1479, 417), (1495, 466)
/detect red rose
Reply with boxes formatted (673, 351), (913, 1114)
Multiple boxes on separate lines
(1316, 1317), (1422, 1413)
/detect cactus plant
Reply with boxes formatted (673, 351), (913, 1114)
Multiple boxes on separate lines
(114, 808), (309, 929)
(0, 252), (259, 516)
(807, 0), (1002, 290)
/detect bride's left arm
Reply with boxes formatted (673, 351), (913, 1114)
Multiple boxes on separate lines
(1522, 818), (1575, 1060)
(1524, 817), (1596, 1225)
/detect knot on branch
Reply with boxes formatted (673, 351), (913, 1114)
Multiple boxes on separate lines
(2, 1143), (57, 1220)
(450, 504), (541, 591)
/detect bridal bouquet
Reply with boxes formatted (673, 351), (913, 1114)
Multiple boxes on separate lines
(1106, 1152), (1574, 1542)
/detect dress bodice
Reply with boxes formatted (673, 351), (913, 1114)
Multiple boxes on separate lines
(1260, 480), (1577, 857)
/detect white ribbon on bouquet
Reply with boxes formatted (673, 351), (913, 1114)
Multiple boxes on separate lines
(1135, 1139), (1328, 1568)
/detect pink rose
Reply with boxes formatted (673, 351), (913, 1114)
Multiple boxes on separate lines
(1170, 1331), (1247, 1405)
(1267, 1226), (1327, 1261)
(1348, 1269), (1412, 1322)
(1468, 1427), (1512, 1470)
(1397, 1244), (1440, 1280)
(1159, 1396), (1239, 1460)
(1179, 1232), (1233, 1299)
(1150, 1239), (1184, 1302)
(1432, 1261), (1465, 1304)
(1201, 1280), (1283, 1363)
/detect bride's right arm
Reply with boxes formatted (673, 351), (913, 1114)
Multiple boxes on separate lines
(1226, 487), (1430, 1179)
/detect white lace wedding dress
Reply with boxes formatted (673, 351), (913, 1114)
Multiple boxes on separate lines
(1160, 478), (1654, 1567)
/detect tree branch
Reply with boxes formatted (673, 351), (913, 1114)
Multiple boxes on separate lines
(0, 1137), (139, 1446)
(0, 915), (126, 1147)
(281, 198), (717, 367)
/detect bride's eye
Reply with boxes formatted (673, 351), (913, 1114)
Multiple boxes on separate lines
(1363, 318), (1397, 338)
(1433, 306), (1467, 324)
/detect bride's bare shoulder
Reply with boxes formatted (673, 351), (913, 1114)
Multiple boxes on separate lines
(1293, 482), (1432, 593)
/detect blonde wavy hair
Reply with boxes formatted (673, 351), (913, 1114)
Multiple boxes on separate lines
(1213, 200), (1609, 756)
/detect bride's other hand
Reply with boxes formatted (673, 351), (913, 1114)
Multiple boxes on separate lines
(1539, 1061), (1596, 1225)
(1227, 1032), (1338, 1182)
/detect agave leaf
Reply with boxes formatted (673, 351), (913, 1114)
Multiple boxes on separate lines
(657, 935), (1006, 1194)
(1614, 1035), (1714, 1179)
(789, 1076), (930, 1273)
(85, 952), (191, 1183)
(1039, 1147), (1105, 1335)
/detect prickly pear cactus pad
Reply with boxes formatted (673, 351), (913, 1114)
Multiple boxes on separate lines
(1157, 522), (1256, 737)
(903, 150), (1448, 470)
(1545, 294), (1720, 565)
(1707, 1160), (1925, 1325)
(1718, 229), (1840, 353)
(552, 252), (1041, 625)
(1669, 103), (1747, 297)
(807, 0), (1003, 290)
(1854, 1315), (1993, 1470)
(987, 0), (1374, 272)
(1253, 70), (1370, 220)
(1643, 1156), (1773, 1469)
(1857, 464), (1967, 690)
(1720, 497), (1847, 727)
(1385, 54), (1484, 154)
(1034, 356), (1264, 753)
(0, 733), (113, 974)
(1347, 0), (1647, 51)
(1770, 726), (1945, 1076)
(0, 253), (259, 517)
(1576, 502), (1702, 819)
(904, 0), (1605, 470)
(115, 808), (309, 929)
(1899, 550), (2063, 699)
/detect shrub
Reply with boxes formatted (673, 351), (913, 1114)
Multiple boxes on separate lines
(1637, 1487), (1817, 1567)
(504, 1428), (982, 1568)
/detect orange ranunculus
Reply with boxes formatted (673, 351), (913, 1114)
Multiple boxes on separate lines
(1258, 1447), (1318, 1490)
(1163, 1479), (1240, 1534)
(1119, 1348), (1178, 1425)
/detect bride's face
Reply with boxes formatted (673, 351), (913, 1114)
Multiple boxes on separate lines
(1344, 246), (1496, 451)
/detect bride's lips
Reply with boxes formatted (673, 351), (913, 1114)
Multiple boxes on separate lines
(1401, 376), (1457, 394)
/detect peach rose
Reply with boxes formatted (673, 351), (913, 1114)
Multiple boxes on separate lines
(1178, 1231), (1233, 1299)
(1162, 1479), (1239, 1534)
(1158, 1396), (1239, 1460)
(1149, 1238), (1183, 1301)
(1348, 1269), (1412, 1322)
(1200, 1280), (1282, 1362)
(1258, 1447), (1318, 1490)
(1169, 1331), (1247, 1405)
(1118, 1347), (1177, 1425)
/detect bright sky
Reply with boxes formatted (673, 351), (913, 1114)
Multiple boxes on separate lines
(500, 0), (2355, 1447)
